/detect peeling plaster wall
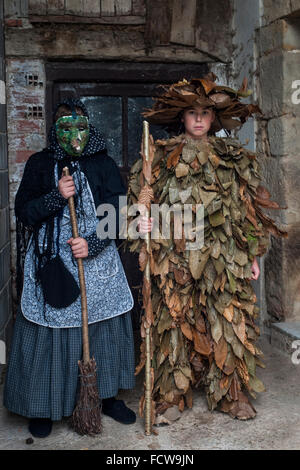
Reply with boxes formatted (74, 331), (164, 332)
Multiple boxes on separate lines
(210, 0), (300, 329)
(231, 0), (268, 333)
(3, 0), (299, 337)
(257, 1), (300, 323)
(7, 58), (46, 293)
(7, 1), (298, 329)
(4, 0), (234, 305)
(214, 0), (269, 332)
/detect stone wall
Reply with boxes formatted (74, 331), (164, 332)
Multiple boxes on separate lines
(4, 0), (234, 305)
(4, 0), (300, 330)
(0, 2), (11, 378)
(5, 0), (233, 62)
(256, 0), (300, 322)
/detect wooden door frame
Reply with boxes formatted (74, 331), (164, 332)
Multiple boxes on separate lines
(45, 60), (209, 138)
(44, 61), (209, 328)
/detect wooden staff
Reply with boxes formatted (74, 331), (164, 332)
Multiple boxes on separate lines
(63, 166), (90, 363)
(142, 121), (152, 435)
(63, 166), (102, 436)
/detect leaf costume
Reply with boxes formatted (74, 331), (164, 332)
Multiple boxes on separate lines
(126, 74), (288, 422)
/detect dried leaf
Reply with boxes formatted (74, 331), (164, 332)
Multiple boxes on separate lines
(193, 328), (212, 356)
(223, 303), (234, 322)
(180, 322), (193, 341)
(223, 348), (236, 375)
(232, 313), (246, 344)
(210, 313), (223, 343)
(174, 370), (190, 393)
(139, 244), (148, 272)
(175, 162), (189, 178)
(248, 375), (266, 393)
(209, 210), (226, 227)
(214, 336), (228, 370)
(185, 387), (193, 408)
(220, 390), (256, 420)
(189, 247), (211, 280)
(172, 266), (192, 285)
(157, 308), (173, 335)
(167, 141), (185, 169)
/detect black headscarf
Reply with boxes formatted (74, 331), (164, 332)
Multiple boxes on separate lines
(15, 98), (107, 302)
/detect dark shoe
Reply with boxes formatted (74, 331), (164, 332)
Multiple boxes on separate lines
(28, 418), (53, 438)
(102, 398), (136, 425)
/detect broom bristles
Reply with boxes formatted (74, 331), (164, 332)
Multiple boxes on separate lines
(71, 357), (102, 436)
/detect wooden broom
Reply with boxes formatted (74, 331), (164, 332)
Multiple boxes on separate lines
(63, 166), (102, 436)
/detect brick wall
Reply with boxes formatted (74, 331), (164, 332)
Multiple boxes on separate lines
(7, 58), (46, 283)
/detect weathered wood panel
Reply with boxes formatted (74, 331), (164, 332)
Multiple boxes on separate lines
(28, 0), (47, 15)
(170, 0), (197, 46)
(83, 0), (101, 16)
(101, 0), (132, 16)
(115, 0), (132, 16)
(5, 25), (211, 62)
(132, 0), (145, 16)
(65, 0), (84, 16)
(144, 0), (172, 47)
(195, 0), (232, 62)
(29, 14), (145, 24)
(5, 0), (29, 17)
(47, 0), (65, 16)
(101, 0), (115, 16)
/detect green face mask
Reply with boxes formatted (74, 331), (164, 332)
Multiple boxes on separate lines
(55, 115), (89, 157)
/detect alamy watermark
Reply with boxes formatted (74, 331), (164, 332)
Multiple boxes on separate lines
(291, 80), (300, 104)
(0, 340), (5, 365)
(96, 196), (205, 251)
(291, 340), (300, 365)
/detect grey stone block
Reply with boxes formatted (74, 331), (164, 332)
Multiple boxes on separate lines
(291, 0), (300, 13)
(0, 282), (10, 332)
(0, 244), (10, 291)
(262, 0), (291, 25)
(0, 59), (5, 80)
(0, 133), (8, 170)
(0, 208), (9, 249)
(268, 115), (300, 156)
(0, 28), (4, 59)
(4, 0), (28, 18)
(0, 170), (8, 209)
(0, 105), (6, 134)
(270, 321), (300, 356)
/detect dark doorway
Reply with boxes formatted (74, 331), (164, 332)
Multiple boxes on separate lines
(45, 61), (209, 328)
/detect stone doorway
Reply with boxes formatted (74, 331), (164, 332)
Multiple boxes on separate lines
(45, 61), (208, 329)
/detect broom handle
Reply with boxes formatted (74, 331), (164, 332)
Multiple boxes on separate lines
(143, 121), (152, 436)
(63, 167), (90, 364)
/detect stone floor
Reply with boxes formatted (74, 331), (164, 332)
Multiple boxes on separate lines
(0, 335), (300, 450)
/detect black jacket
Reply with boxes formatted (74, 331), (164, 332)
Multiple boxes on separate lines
(15, 147), (126, 258)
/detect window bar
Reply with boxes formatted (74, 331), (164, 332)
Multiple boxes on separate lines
(122, 96), (129, 171)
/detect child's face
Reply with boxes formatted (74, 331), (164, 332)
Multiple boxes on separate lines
(182, 106), (215, 140)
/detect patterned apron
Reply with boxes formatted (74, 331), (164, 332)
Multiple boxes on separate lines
(21, 161), (134, 328)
